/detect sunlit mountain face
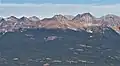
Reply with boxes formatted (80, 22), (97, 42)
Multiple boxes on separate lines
(0, 28), (120, 66)
(1, 13), (120, 35)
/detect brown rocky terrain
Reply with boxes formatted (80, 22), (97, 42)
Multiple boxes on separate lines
(0, 13), (120, 34)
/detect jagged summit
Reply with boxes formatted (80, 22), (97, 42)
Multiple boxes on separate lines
(6, 16), (18, 22)
(20, 16), (28, 20)
(72, 13), (95, 23)
(101, 14), (120, 26)
(101, 14), (120, 19)
(41, 14), (69, 23)
(19, 16), (30, 22)
(52, 14), (68, 21)
(7, 16), (18, 19)
(81, 13), (94, 17)
(29, 16), (40, 22)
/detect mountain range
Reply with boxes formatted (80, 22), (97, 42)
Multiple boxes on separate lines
(0, 13), (120, 34)
(1, 13), (120, 66)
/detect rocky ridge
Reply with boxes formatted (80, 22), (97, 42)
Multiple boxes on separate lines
(0, 13), (120, 34)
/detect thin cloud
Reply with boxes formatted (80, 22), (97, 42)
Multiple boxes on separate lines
(0, 4), (120, 18)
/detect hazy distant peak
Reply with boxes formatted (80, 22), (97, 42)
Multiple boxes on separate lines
(29, 16), (40, 22)
(19, 16), (30, 22)
(7, 16), (17, 19)
(52, 14), (68, 21)
(100, 14), (120, 26)
(20, 16), (28, 19)
(101, 14), (120, 19)
(6, 16), (18, 22)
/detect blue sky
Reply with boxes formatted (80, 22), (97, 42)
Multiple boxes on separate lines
(1, 0), (120, 4)
(0, 0), (120, 18)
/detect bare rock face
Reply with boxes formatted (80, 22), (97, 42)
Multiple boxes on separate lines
(19, 16), (30, 22)
(0, 16), (19, 32)
(100, 14), (120, 26)
(6, 16), (18, 22)
(0, 13), (120, 34)
(52, 14), (69, 22)
(40, 14), (71, 29)
(72, 13), (95, 23)
(41, 14), (68, 22)
(29, 16), (40, 22)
